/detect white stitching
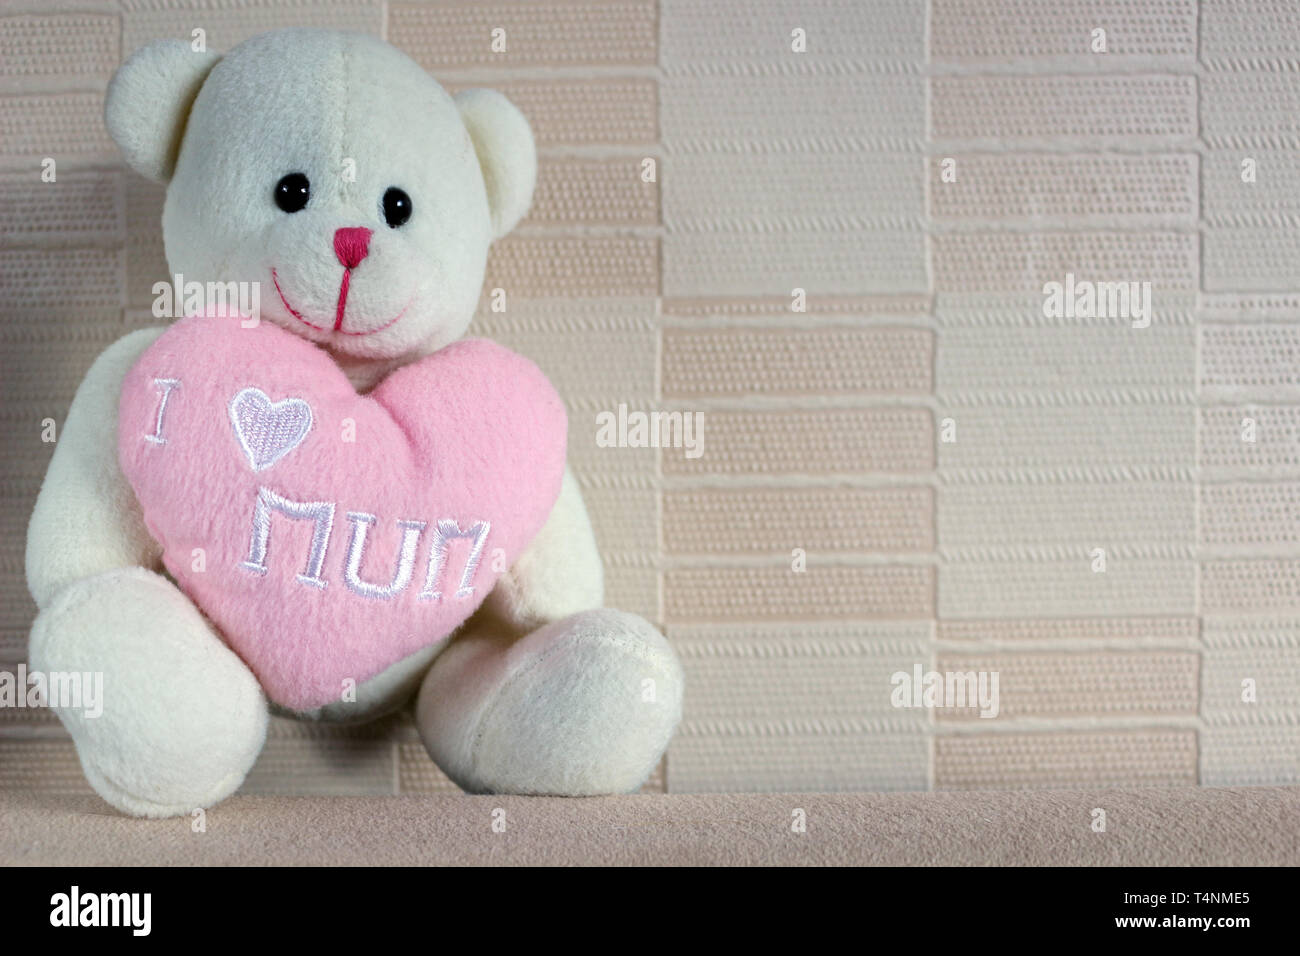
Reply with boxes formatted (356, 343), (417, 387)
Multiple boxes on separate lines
(343, 511), (426, 599)
(240, 486), (336, 588)
(228, 387), (313, 472)
(419, 519), (491, 601)
(144, 377), (180, 445)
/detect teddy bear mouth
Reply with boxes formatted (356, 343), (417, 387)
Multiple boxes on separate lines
(270, 267), (410, 338)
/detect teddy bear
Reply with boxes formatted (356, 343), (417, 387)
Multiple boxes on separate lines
(24, 27), (683, 817)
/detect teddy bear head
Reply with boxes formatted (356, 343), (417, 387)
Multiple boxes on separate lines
(105, 28), (535, 362)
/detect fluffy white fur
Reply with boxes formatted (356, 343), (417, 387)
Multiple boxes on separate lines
(26, 328), (164, 607)
(28, 567), (268, 817)
(104, 40), (220, 183)
(158, 30), (496, 360)
(417, 609), (683, 794)
(455, 88), (538, 239)
(484, 469), (605, 631)
(26, 28), (682, 815)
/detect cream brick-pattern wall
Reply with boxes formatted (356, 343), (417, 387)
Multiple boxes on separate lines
(1, 0), (1298, 797)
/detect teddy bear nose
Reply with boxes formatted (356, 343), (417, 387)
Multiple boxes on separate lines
(333, 227), (373, 269)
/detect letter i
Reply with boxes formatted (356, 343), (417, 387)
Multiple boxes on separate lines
(145, 378), (181, 445)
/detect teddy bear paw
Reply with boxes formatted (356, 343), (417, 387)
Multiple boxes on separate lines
(417, 608), (683, 795)
(28, 567), (268, 817)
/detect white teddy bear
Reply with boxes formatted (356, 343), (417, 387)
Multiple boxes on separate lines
(25, 27), (683, 817)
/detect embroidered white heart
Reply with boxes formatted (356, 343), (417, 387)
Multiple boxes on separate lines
(228, 387), (313, 472)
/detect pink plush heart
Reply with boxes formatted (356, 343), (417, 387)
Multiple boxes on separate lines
(118, 314), (567, 710)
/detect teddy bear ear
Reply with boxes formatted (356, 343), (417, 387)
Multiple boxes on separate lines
(455, 88), (537, 240)
(105, 39), (221, 183)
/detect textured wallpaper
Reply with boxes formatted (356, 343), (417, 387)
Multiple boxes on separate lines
(1, 0), (1298, 797)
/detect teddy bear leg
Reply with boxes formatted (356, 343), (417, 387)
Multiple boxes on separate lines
(415, 608), (682, 794)
(28, 566), (268, 817)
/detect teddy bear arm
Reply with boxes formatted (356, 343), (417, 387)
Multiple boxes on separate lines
(482, 466), (605, 633)
(26, 327), (167, 609)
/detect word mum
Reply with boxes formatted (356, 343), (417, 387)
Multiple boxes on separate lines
(239, 486), (493, 601)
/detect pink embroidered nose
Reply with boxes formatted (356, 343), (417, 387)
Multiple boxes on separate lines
(333, 227), (373, 269)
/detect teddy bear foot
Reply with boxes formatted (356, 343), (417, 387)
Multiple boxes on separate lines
(28, 567), (268, 817)
(416, 609), (683, 795)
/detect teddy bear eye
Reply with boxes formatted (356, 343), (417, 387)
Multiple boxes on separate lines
(273, 173), (310, 213)
(382, 187), (412, 228)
